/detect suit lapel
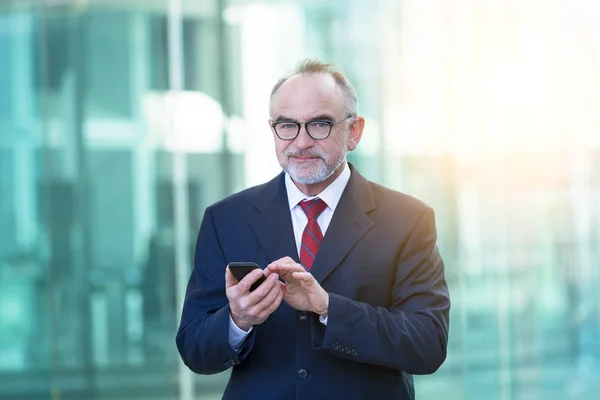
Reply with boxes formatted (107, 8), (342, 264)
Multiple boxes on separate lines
(249, 172), (299, 264)
(311, 166), (376, 284)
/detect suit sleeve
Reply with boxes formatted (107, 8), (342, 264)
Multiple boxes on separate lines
(311, 207), (450, 375)
(175, 207), (256, 374)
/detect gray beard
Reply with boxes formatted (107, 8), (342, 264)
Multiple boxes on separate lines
(283, 150), (347, 185)
(281, 134), (349, 185)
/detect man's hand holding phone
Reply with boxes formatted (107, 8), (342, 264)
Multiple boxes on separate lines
(226, 263), (283, 332)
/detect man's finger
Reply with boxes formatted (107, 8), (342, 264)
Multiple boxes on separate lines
(267, 257), (298, 267)
(237, 268), (267, 293)
(270, 256), (295, 265)
(247, 272), (278, 302)
(263, 268), (279, 278)
(263, 284), (284, 315)
(255, 279), (281, 309)
(266, 288), (284, 315)
(225, 267), (237, 288)
(292, 271), (314, 282)
(267, 262), (305, 274)
(248, 279), (282, 317)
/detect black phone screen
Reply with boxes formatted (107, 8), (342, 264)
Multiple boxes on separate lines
(227, 262), (266, 292)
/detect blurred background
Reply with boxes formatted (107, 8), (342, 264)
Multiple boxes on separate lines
(0, 0), (599, 399)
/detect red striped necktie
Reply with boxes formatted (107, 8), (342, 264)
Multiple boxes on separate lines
(299, 198), (327, 270)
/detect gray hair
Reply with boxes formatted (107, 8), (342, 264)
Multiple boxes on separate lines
(270, 59), (359, 117)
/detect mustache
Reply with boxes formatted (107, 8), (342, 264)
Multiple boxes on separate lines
(285, 149), (325, 159)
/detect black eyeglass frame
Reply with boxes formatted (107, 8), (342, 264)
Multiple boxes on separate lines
(271, 115), (355, 141)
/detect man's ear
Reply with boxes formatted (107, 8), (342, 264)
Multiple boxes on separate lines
(347, 116), (365, 151)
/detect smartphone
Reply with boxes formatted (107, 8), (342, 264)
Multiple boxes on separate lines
(227, 262), (267, 292)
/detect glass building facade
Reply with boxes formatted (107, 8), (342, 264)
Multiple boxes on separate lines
(0, 0), (598, 399)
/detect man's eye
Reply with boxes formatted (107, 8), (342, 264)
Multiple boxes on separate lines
(313, 122), (329, 128)
(280, 123), (297, 129)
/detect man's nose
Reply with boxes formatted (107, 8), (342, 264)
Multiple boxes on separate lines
(293, 124), (315, 148)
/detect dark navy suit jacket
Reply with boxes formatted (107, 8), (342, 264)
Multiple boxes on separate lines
(176, 165), (450, 399)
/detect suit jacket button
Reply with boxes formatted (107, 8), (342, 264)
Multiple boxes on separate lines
(297, 369), (308, 379)
(332, 342), (340, 350)
(344, 347), (351, 354)
(297, 311), (308, 322)
(351, 349), (358, 356)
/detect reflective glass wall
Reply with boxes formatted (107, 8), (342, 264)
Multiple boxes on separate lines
(0, 0), (598, 399)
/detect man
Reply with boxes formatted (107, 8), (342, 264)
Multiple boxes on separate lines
(176, 59), (450, 399)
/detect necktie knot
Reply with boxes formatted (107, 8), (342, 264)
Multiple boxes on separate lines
(299, 198), (327, 220)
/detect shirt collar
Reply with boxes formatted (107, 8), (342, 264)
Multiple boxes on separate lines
(285, 162), (351, 212)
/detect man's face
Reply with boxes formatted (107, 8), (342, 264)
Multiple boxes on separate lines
(269, 74), (355, 187)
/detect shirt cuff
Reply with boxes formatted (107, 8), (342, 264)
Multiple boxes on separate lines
(319, 314), (328, 326)
(229, 314), (253, 352)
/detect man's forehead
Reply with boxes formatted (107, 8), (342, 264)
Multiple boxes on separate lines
(275, 100), (335, 112)
(272, 102), (339, 121)
(271, 74), (345, 115)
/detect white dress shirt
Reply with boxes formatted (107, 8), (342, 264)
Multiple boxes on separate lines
(228, 163), (351, 351)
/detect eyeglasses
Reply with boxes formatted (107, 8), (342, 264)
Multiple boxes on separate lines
(271, 115), (355, 141)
